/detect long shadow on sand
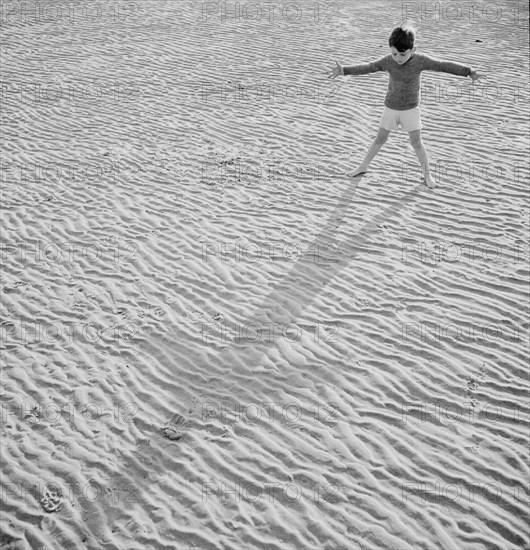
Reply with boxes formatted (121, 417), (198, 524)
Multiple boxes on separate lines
(220, 175), (422, 358)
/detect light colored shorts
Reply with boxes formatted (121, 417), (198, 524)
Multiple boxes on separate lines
(379, 106), (422, 132)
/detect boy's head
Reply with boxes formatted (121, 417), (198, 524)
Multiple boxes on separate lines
(389, 24), (416, 64)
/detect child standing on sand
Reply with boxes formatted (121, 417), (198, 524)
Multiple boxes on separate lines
(328, 24), (482, 188)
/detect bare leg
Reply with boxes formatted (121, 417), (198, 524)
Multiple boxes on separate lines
(351, 127), (391, 176)
(409, 129), (436, 188)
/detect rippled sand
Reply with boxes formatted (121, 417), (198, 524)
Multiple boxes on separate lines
(1, 0), (529, 548)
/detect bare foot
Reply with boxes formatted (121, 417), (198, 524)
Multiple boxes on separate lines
(350, 165), (368, 177)
(162, 412), (187, 441)
(424, 173), (437, 189)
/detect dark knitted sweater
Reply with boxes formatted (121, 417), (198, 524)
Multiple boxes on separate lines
(343, 52), (472, 110)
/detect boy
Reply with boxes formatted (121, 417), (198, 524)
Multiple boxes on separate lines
(328, 24), (482, 188)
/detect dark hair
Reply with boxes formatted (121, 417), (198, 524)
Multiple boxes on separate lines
(389, 24), (416, 52)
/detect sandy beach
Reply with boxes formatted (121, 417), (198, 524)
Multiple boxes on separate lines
(1, 0), (529, 548)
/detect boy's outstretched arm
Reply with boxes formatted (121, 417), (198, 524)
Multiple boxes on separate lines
(327, 57), (387, 79)
(469, 70), (483, 82)
(421, 54), (483, 81)
(327, 60), (343, 79)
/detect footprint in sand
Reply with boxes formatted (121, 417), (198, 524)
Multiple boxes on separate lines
(466, 378), (478, 393)
(40, 485), (62, 513)
(162, 413), (187, 441)
(153, 307), (165, 317)
(465, 378), (480, 408)
(465, 364), (487, 399)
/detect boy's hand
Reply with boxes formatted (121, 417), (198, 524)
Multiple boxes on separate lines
(327, 60), (343, 79)
(470, 70), (483, 83)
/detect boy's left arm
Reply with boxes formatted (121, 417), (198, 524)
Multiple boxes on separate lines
(420, 54), (481, 80)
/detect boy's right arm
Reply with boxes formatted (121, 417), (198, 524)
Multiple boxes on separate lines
(342, 56), (388, 76)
